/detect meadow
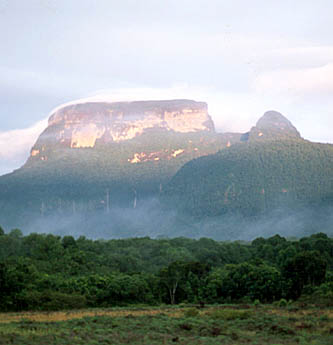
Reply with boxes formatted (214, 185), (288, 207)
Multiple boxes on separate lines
(0, 304), (332, 345)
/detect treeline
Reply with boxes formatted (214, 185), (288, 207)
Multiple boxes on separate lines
(0, 227), (332, 311)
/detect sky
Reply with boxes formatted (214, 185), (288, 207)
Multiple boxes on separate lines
(1, 0), (333, 175)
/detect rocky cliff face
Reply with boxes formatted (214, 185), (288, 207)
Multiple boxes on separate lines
(29, 100), (214, 159)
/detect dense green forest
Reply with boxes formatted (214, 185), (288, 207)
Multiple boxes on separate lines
(0, 131), (234, 231)
(0, 226), (332, 311)
(163, 140), (333, 219)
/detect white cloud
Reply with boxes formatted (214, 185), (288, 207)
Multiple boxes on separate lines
(254, 62), (333, 96)
(258, 45), (333, 69)
(0, 66), (88, 97)
(0, 118), (47, 175)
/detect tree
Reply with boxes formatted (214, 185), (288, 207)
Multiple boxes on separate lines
(205, 262), (282, 303)
(282, 250), (327, 299)
(0, 259), (39, 311)
(159, 261), (187, 305)
(62, 236), (77, 249)
(158, 261), (211, 304)
(0, 262), (12, 310)
(9, 229), (23, 238)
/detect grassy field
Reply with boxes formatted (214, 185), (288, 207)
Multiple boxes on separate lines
(0, 305), (332, 344)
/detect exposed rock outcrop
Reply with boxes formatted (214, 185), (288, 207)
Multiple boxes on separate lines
(30, 100), (214, 157)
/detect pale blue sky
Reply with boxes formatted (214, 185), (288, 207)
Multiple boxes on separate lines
(1, 0), (333, 174)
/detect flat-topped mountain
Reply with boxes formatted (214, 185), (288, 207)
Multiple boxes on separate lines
(0, 99), (238, 232)
(26, 99), (222, 167)
(30, 99), (213, 156)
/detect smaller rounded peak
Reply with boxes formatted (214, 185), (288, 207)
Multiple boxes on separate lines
(249, 110), (301, 141)
(256, 110), (299, 132)
(256, 110), (292, 128)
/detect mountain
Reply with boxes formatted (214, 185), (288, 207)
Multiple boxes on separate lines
(2, 104), (332, 239)
(0, 99), (241, 232)
(163, 112), (333, 223)
(28, 99), (215, 155)
(240, 110), (301, 142)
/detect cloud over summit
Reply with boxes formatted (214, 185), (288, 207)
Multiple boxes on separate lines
(0, 119), (47, 176)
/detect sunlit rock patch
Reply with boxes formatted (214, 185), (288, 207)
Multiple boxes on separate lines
(127, 148), (186, 164)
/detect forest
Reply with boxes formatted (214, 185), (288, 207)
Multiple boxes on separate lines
(0, 226), (332, 311)
(164, 140), (333, 219)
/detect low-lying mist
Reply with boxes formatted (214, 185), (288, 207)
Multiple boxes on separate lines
(5, 197), (333, 240)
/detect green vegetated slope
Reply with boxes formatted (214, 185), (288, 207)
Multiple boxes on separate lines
(0, 130), (235, 230)
(163, 139), (333, 219)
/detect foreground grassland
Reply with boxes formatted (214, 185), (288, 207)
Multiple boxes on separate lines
(0, 305), (332, 345)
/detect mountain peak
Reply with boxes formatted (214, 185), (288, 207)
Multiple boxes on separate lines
(256, 110), (296, 131)
(245, 110), (301, 141)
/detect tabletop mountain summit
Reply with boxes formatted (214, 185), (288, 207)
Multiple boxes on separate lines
(29, 99), (214, 158)
(23, 99), (238, 181)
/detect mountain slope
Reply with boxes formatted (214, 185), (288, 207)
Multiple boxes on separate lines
(163, 139), (333, 219)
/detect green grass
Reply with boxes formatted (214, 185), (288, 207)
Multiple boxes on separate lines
(0, 305), (332, 344)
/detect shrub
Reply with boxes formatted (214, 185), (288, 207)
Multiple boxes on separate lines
(184, 308), (199, 317)
(17, 290), (87, 311)
(179, 323), (192, 330)
(278, 298), (288, 307)
(208, 309), (252, 320)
